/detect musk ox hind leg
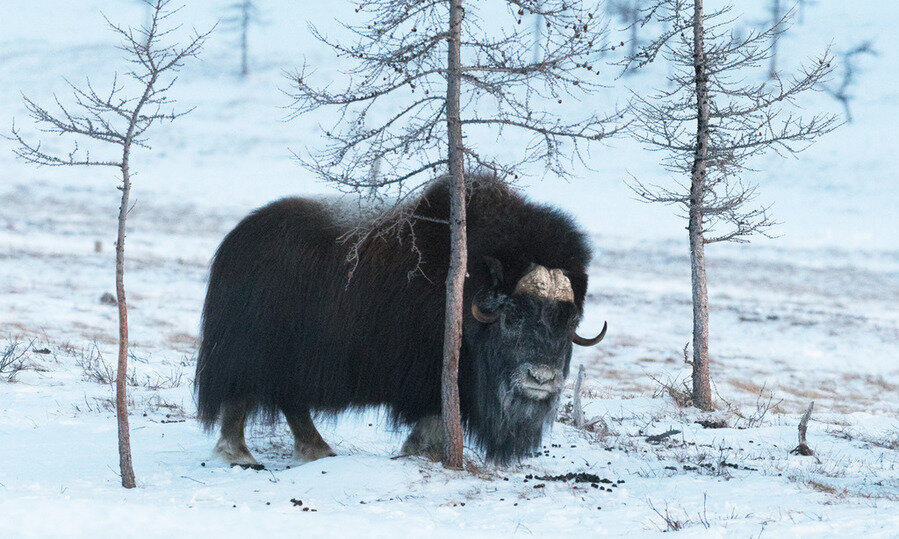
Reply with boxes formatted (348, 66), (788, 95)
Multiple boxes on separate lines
(284, 408), (336, 462)
(400, 415), (445, 461)
(213, 400), (263, 470)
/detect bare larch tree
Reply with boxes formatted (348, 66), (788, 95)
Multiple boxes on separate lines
(767, 0), (783, 79)
(11, 0), (209, 487)
(288, 0), (621, 467)
(825, 41), (876, 123)
(607, 0), (643, 72)
(224, 0), (259, 78)
(625, 0), (837, 410)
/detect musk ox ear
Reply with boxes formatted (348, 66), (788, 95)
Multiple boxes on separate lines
(483, 256), (504, 288)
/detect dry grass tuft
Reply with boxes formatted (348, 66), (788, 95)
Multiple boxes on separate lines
(650, 373), (692, 408)
(647, 499), (693, 532)
(827, 425), (899, 450)
(127, 368), (185, 390)
(76, 343), (116, 385)
(806, 479), (847, 497)
(1, 338), (34, 381)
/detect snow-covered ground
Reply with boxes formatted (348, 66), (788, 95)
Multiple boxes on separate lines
(1, 1), (896, 537)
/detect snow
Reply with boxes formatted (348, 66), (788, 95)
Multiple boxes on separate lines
(1, 1), (897, 537)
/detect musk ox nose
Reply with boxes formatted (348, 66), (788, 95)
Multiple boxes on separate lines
(515, 363), (563, 400)
(526, 365), (558, 385)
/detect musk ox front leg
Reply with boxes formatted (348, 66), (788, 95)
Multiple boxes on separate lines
(214, 400), (263, 469)
(401, 415), (445, 461)
(284, 408), (336, 462)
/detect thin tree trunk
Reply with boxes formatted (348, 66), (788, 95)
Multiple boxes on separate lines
(689, 0), (712, 411)
(116, 154), (136, 488)
(441, 0), (466, 470)
(627, 1), (639, 71)
(115, 72), (156, 488)
(113, 63), (158, 489)
(240, 2), (249, 78)
(768, 0), (780, 79)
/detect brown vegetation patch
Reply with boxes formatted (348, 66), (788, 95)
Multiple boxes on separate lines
(781, 386), (836, 401)
(727, 378), (767, 396)
(167, 332), (198, 347)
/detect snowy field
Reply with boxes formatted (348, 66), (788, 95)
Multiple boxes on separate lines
(1, 1), (897, 537)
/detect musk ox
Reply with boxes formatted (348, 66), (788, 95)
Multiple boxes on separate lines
(195, 175), (606, 467)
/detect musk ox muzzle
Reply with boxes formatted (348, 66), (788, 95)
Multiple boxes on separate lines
(513, 363), (565, 400)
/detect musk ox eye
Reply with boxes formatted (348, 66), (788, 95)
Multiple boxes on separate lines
(500, 310), (525, 329)
(557, 303), (580, 327)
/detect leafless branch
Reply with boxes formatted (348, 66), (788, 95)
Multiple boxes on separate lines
(11, 0), (211, 169)
(823, 41), (876, 123)
(288, 0), (625, 257)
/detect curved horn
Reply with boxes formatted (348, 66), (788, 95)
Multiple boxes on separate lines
(572, 321), (607, 347)
(471, 303), (499, 324)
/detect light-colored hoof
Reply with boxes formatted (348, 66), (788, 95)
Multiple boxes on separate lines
(214, 438), (262, 469)
(294, 442), (336, 463)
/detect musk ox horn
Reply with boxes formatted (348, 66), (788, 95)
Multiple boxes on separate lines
(513, 265), (574, 303)
(471, 302), (499, 323)
(573, 321), (607, 347)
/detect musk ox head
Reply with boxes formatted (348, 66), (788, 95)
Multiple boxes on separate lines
(464, 258), (606, 464)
